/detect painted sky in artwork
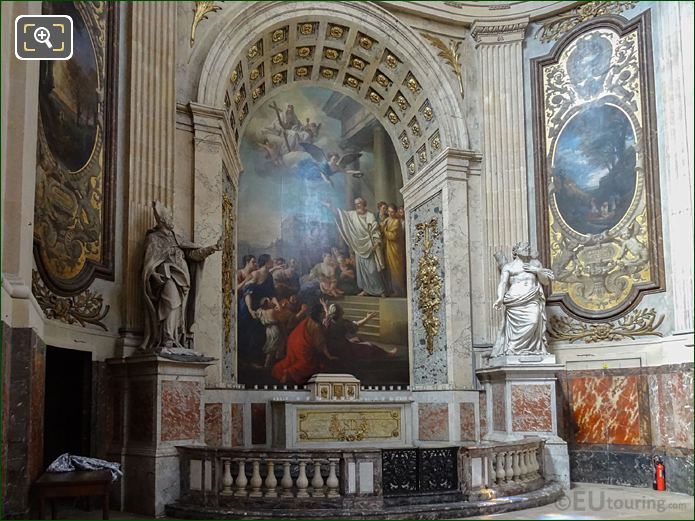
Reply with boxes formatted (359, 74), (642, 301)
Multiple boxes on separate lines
(238, 86), (376, 253)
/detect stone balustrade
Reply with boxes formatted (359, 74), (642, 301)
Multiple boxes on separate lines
(175, 439), (547, 512)
(461, 437), (545, 501)
(178, 447), (348, 507)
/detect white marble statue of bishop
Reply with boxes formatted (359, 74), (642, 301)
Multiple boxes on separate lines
(140, 201), (222, 353)
(491, 241), (555, 358)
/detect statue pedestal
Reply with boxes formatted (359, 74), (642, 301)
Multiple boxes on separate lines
(476, 361), (569, 489)
(107, 355), (214, 516)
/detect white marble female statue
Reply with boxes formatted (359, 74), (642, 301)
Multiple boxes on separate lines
(141, 201), (222, 352)
(491, 241), (555, 357)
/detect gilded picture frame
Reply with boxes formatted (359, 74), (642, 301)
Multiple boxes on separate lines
(532, 11), (664, 320)
(33, 1), (119, 295)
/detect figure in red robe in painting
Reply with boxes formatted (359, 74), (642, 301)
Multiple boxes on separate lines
(271, 304), (337, 384)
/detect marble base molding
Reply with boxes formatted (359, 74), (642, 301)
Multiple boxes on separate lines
(476, 362), (570, 488)
(106, 355), (214, 516)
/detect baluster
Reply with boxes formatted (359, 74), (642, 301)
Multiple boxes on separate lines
(504, 451), (513, 482)
(326, 459), (340, 497)
(488, 454), (497, 486)
(221, 459), (234, 495)
(530, 448), (538, 477)
(495, 451), (506, 483)
(518, 450), (528, 480)
(234, 459), (248, 497)
(512, 451), (521, 481)
(311, 460), (325, 496)
(264, 460), (278, 497)
(249, 459), (263, 497)
(296, 460), (309, 497)
(280, 461), (293, 497)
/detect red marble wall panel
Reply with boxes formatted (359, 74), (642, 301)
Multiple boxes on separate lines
(418, 403), (449, 441)
(491, 383), (506, 432)
(511, 384), (552, 432)
(478, 392), (488, 438)
(251, 403), (267, 445)
(161, 380), (201, 442)
(649, 369), (694, 448)
(459, 402), (476, 440)
(204, 403), (223, 447)
(28, 345), (46, 481)
(128, 380), (154, 443)
(570, 375), (640, 445)
(231, 403), (244, 447)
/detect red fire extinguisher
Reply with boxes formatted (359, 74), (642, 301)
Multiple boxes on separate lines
(653, 456), (666, 491)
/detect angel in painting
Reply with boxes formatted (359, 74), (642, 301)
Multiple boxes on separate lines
(296, 143), (363, 188)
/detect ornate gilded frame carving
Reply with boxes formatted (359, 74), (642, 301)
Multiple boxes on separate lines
(532, 12), (664, 321)
(33, 2), (119, 295)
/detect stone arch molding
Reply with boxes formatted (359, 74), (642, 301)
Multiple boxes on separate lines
(196, 1), (470, 181)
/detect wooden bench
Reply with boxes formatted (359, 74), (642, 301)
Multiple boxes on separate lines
(34, 470), (111, 520)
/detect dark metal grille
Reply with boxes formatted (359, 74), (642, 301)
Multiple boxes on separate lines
(382, 447), (458, 496)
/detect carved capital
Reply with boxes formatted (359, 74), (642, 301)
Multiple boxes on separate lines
(471, 18), (529, 45)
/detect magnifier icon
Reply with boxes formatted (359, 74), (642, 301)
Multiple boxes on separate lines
(34, 26), (53, 49)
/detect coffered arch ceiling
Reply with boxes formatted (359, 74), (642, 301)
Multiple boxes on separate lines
(197, 2), (471, 181)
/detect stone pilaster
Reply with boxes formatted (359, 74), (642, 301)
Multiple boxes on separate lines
(402, 148), (482, 391)
(189, 102), (241, 384)
(653, 2), (694, 335)
(1, 1), (41, 326)
(122, 2), (177, 348)
(470, 18), (530, 345)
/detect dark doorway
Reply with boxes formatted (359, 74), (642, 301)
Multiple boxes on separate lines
(43, 347), (92, 468)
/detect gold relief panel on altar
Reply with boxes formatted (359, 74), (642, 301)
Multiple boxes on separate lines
(532, 11), (663, 320)
(33, 2), (118, 294)
(297, 408), (401, 443)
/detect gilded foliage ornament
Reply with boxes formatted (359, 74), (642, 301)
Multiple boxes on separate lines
(32, 271), (110, 331)
(421, 33), (464, 100)
(222, 192), (235, 353)
(536, 1), (638, 42)
(329, 413), (369, 442)
(415, 218), (443, 356)
(190, 1), (222, 47)
(547, 308), (663, 343)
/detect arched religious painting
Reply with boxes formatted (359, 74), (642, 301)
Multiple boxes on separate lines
(532, 12), (664, 320)
(237, 86), (409, 386)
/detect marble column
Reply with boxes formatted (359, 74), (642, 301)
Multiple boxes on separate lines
(653, 2), (694, 335)
(402, 148), (482, 391)
(121, 2), (177, 350)
(190, 102), (241, 384)
(470, 19), (530, 345)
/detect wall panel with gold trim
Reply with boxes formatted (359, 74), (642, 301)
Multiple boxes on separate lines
(532, 11), (664, 320)
(33, 1), (118, 295)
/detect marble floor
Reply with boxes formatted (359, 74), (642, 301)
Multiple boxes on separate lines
(52, 483), (693, 520)
(470, 483), (694, 520)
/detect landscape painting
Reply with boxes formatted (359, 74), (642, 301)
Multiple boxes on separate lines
(552, 104), (637, 235)
(236, 86), (409, 386)
(39, 1), (98, 172)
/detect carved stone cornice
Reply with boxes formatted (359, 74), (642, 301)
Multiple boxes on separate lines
(471, 18), (529, 44)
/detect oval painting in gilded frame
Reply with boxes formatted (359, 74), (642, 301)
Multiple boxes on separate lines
(552, 103), (637, 236)
(39, 2), (99, 173)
